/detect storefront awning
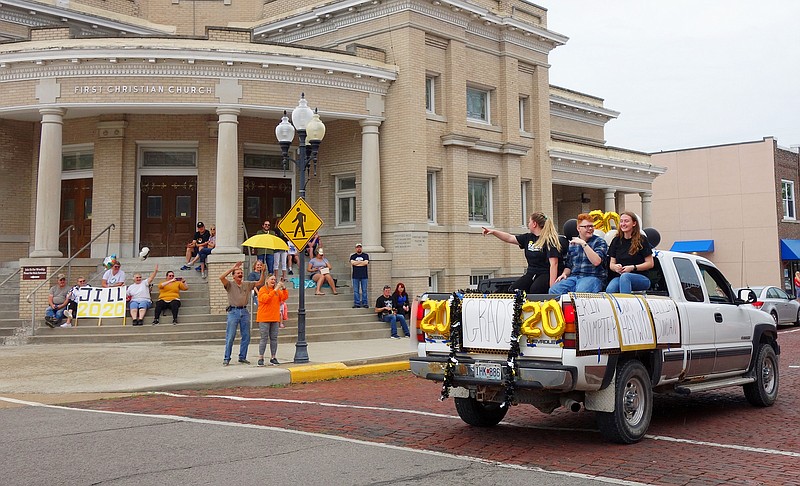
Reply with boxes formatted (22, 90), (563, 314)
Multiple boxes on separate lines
(670, 240), (715, 253)
(780, 239), (800, 260)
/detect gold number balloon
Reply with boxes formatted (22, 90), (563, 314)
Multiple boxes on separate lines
(420, 300), (450, 337)
(520, 299), (566, 339)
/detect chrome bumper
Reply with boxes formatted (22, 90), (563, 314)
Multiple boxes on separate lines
(409, 356), (576, 391)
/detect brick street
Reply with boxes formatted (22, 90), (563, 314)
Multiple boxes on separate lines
(72, 328), (800, 485)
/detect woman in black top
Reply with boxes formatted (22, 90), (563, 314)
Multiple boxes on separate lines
(606, 211), (654, 293)
(483, 212), (562, 294)
(392, 282), (411, 318)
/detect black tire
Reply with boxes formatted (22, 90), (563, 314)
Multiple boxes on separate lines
(596, 360), (653, 444)
(770, 311), (779, 326)
(744, 343), (779, 407)
(454, 397), (508, 427)
(795, 308), (800, 327)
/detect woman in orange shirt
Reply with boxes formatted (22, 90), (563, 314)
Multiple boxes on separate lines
(257, 275), (289, 366)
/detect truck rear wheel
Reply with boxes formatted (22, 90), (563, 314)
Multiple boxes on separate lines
(596, 360), (653, 444)
(454, 397), (508, 427)
(744, 343), (778, 407)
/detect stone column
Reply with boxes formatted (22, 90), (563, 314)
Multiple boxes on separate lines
(615, 192), (626, 215)
(640, 192), (653, 228)
(213, 107), (241, 254)
(360, 119), (384, 253)
(31, 108), (65, 258)
(604, 188), (616, 214)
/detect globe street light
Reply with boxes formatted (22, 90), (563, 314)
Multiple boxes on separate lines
(275, 93), (325, 363)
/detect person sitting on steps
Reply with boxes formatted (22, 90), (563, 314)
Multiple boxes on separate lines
(375, 284), (409, 339)
(307, 248), (338, 295)
(153, 270), (189, 325)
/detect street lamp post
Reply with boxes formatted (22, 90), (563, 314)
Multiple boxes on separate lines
(275, 93), (326, 363)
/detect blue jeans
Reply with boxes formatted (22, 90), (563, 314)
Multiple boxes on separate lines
(45, 307), (65, 321)
(352, 278), (368, 307)
(549, 276), (604, 295)
(224, 308), (251, 361)
(606, 273), (651, 294)
(382, 313), (409, 338)
(257, 254), (275, 273)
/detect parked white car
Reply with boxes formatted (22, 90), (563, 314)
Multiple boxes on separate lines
(738, 286), (800, 326)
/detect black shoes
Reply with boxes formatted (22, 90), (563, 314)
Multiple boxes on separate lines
(238, 358), (250, 365)
(152, 319), (159, 325)
(132, 319), (143, 326)
(172, 319), (178, 325)
(269, 358), (279, 366)
(44, 317), (56, 328)
(223, 359), (230, 366)
(352, 304), (360, 308)
(257, 359), (265, 367)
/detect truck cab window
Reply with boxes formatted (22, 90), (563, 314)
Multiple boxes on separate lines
(673, 257), (704, 302)
(698, 264), (733, 303)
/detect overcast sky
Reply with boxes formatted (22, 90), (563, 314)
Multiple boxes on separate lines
(543, 1), (800, 154)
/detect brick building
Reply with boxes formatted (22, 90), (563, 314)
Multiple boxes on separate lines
(0, 0), (663, 305)
(651, 137), (800, 289)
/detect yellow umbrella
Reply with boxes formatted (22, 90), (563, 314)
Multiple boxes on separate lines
(241, 234), (289, 251)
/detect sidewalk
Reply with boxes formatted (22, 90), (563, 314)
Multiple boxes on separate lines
(0, 338), (415, 399)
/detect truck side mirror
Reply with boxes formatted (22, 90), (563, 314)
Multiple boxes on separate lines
(737, 288), (757, 304)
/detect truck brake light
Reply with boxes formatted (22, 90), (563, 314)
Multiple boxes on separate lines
(415, 301), (426, 342)
(751, 301), (764, 309)
(562, 301), (577, 349)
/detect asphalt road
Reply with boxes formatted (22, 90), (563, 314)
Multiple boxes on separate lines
(3, 326), (799, 485)
(1, 402), (608, 486)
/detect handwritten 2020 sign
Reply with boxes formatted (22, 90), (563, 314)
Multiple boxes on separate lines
(75, 286), (127, 318)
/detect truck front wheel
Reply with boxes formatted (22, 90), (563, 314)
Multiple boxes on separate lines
(743, 343), (778, 407)
(454, 397), (508, 427)
(596, 360), (653, 444)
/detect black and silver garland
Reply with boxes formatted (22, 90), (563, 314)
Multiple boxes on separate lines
(440, 291), (463, 401)
(502, 290), (524, 408)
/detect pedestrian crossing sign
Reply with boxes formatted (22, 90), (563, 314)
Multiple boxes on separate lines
(278, 197), (324, 251)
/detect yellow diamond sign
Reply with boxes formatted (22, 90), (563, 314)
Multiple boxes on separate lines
(278, 198), (324, 251)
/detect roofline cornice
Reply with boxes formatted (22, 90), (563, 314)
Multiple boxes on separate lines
(253, 0), (567, 48)
(2, 0), (174, 34)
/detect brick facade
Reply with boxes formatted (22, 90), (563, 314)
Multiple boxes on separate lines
(0, 0), (655, 303)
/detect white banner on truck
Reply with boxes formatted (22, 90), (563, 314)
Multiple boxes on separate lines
(461, 297), (516, 350)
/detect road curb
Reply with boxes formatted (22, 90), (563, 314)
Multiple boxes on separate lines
(288, 360), (410, 383)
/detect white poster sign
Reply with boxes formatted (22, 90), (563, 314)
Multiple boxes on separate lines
(461, 297), (516, 350)
(612, 296), (656, 350)
(573, 296), (620, 352)
(75, 286), (127, 318)
(645, 297), (681, 345)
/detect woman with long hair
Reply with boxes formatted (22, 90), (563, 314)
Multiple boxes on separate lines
(606, 211), (654, 293)
(392, 282), (410, 318)
(256, 275), (289, 366)
(482, 212), (561, 294)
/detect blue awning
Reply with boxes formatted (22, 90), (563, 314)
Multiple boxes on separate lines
(780, 239), (800, 260)
(670, 240), (715, 253)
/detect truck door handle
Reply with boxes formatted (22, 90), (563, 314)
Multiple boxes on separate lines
(714, 313), (723, 323)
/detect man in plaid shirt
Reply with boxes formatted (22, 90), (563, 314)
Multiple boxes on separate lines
(549, 213), (608, 294)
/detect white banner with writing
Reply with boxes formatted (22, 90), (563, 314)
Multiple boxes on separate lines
(75, 286), (127, 319)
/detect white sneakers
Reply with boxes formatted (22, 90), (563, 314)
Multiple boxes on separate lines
(63, 309), (73, 319)
(60, 323), (72, 328)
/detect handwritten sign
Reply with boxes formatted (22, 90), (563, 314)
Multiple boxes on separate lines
(461, 297), (516, 350)
(644, 297), (681, 345)
(610, 295), (656, 351)
(75, 286), (127, 318)
(573, 296), (620, 352)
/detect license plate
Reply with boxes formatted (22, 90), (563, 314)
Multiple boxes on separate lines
(474, 363), (502, 381)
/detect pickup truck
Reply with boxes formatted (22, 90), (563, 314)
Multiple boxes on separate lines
(409, 250), (780, 443)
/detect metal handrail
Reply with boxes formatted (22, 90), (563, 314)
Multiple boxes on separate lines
(0, 267), (21, 290)
(58, 224), (75, 261)
(25, 223), (116, 334)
